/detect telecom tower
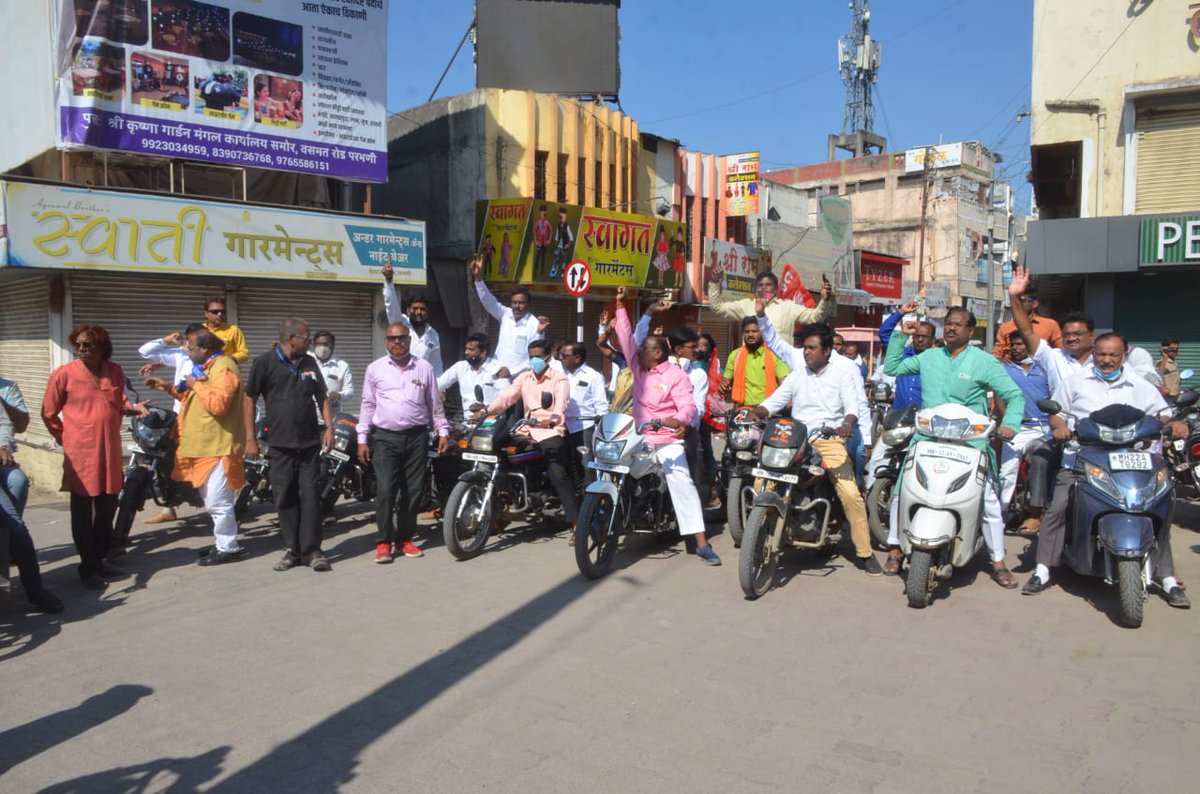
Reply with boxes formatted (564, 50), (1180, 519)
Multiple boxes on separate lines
(828, 0), (886, 160)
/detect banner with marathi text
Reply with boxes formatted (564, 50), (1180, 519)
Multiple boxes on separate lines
(1, 180), (425, 284)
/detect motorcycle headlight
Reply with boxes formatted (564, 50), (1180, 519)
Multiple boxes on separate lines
(760, 446), (794, 469)
(1098, 423), (1138, 445)
(882, 426), (914, 447)
(334, 435), (350, 452)
(470, 435), (494, 452)
(1084, 465), (1124, 504)
(594, 439), (625, 463)
(729, 429), (754, 450)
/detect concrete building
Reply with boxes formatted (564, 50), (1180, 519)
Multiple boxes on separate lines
(1024, 0), (1200, 373)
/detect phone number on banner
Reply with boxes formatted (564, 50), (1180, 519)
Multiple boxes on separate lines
(137, 139), (330, 172)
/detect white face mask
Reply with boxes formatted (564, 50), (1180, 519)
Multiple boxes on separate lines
(313, 346), (332, 362)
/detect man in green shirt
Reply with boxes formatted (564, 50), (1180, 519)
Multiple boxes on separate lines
(882, 307), (1025, 589)
(722, 316), (790, 406)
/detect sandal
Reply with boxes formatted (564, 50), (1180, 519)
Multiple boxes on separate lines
(991, 565), (1018, 589)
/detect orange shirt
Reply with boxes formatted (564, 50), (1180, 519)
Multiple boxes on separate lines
(993, 314), (1062, 360)
(42, 360), (129, 496)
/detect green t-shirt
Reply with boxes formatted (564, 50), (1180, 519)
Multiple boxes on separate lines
(724, 346), (791, 405)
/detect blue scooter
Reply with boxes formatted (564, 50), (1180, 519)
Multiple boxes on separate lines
(1038, 391), (1197, 628)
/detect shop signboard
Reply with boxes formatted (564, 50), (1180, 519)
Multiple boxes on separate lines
(474, 199), (687, 290)
(1, 180), (424, 283)
(53, 0), (389, 182)
(1139, 214), (1200, 265)
(904, 142), (964, 174)
(902, 279), (951, 308)
(858, 251), (904, 299)
(703, 237), (772, 297)
(724, 152), (759, 217)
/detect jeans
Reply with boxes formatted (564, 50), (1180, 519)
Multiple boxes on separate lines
(1, 464), (44, 595)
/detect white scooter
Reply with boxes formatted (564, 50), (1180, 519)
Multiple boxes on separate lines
(896, 403), (994, 608)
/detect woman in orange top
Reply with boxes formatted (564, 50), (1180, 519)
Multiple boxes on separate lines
(43, 324), (147, 589)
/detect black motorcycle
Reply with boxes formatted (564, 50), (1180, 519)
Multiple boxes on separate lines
(234, 411), (272, 517)
(315, 412), (376, 514)
(1164, 369), (1200, 499)
(721, 406), (765, 548)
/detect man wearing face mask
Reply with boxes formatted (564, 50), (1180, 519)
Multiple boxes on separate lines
(1022, 333), (1190, 608)
(470, 255), (548, 375)
(476, 339), (578, 529)
(312, 331), (353, 415)
(382, 261), (443, 377)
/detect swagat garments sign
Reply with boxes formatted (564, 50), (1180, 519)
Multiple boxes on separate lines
(53, 0), (388, 182)
(475, 199), (687, 289)
(1, 180), (424, 284)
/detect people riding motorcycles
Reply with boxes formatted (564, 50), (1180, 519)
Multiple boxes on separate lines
(996, 331), (1052, 535)
(882, 307), (1025, 589)
(1020, 331), (1190, 608)
(612, 287), (721, 566)
(477, 339), (578, 530)
(865, 302), (931, 488)
(750, 321), (883, 576)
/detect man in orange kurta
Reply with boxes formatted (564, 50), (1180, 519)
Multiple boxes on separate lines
(146, 328), (247, 565)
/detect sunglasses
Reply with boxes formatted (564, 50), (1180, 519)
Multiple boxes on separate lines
(206, 308), (227, 315)
(386, 335), (411, 342)
(1163, 347), (1180, 353)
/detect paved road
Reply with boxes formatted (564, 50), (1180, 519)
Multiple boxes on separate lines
(3, 497), (1199, 793)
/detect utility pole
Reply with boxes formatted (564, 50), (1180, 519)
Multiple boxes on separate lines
(915, 145), (933, 293)
(985, 186), (997, 350)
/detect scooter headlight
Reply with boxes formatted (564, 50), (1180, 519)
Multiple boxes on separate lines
(594, 439), (625, 463)
(760, 446), (794, 470)
(1084, 465), (1124, 504)
(1098, 423), (1138, 445)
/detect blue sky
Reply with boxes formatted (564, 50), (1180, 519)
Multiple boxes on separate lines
(388, 1), (1033, 208)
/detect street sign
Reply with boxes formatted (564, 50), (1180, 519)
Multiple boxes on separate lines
(564, 259), (592, 296)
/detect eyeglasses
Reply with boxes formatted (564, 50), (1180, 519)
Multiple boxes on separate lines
(1163, 347), (1180, 354)
(206, 307), (227, 315)
(385, 335), (411, 342)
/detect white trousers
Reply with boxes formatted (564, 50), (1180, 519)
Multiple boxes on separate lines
(999, 425), (1048, 513)
(864, 441), (890, 489)
(652, 441), (705, 537)
(887, 474), (1006, 563)
(202, 463), (241, 553)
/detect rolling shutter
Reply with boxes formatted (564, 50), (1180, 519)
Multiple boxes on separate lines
(1135, 106), (1200, 214)
(236, 284), (377, 415)
(0, 275), (54, 446)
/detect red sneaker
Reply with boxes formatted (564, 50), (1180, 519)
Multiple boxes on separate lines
(399, 540), (424, 558)
(374, 543), (393, 564)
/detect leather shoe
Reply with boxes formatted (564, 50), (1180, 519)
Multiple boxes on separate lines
(28, 588), (65, 614)
(882, 552), (902, 576)
(1021, 574), (1049, 595)
(1164, 586), (1191, 609)
(197, 548), (247, 567)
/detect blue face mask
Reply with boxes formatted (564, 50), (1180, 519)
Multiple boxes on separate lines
(1093, 365), (1122, 382)
(529, 356), (548, 375)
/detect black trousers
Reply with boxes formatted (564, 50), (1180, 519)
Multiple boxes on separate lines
(538, 435), (579, 524)
(69, 493), (117, 578)
(268, 445), (323, 559)
(371, 427), (429, 545)
(683, 426), (707, 505)
(567, 427), (594, 491)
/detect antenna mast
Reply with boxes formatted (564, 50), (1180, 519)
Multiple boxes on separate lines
(828, 0), (886, 160)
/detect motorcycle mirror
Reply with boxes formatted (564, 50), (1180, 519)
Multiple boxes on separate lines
(1181, 368), (1195, 380)
(1176, 389), (1199, 409)
(474, 384), (485, 403)
(1036, 399), (1061, 415)
(541, 391), (553, 410)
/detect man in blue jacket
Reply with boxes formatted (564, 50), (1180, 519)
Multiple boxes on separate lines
(865, 301), (934, 487)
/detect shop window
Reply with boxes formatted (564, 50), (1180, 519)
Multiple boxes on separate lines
(1030, 141), (1082, 219)
(557, 154), (569, 203)
(534, 150), (548, 200)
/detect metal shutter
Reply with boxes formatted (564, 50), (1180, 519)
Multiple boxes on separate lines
(70, 272), (225, 411)
(237, 284), (377, 415)
(1114, 273), (1200, 390)
(0, 275), (54, 445)
(1136, 106), (1200, 214)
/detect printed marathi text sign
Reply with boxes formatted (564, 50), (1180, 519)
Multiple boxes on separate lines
(724, 152), (759, 217)
(1, 180), (424, 283)
(53, 0), (388, 182)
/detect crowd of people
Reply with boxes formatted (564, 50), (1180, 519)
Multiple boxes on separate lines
(2, 260), (1192, 615)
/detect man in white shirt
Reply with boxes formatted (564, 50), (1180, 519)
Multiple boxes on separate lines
(437, 333), (512, 412)
(1008, 266), (1093, 394)
(382, 261), (443, 377)
(752, 322), (882, 576)
(559, 341), (609, 488)
(470, 255), (547, 375)
(312, 330), (353, 414)
(1021, 332), (1189, 607)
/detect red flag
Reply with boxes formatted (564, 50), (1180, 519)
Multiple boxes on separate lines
(778, 263), (816, 308)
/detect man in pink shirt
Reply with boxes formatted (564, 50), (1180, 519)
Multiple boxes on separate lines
(481, 338), (578, 527)
(358, 323), (451, 563)
(613, 287), (721, 566)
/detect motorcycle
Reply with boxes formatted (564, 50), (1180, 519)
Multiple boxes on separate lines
(1164, 369), (1199, 499)
(234, 409), (272, 517)
(111, 382), (204, 553)
(574, 414), (678, 579)
(442, 390), (565, 560)
(867, 380), (893, 449)
(895, 403), (995, 609)
(1038, 390), (1198, 628)
(864, 403), (916, 548)
(720, 407), (765, 548)
(738, 418), (842, 599)
(315, 412), (376, 514)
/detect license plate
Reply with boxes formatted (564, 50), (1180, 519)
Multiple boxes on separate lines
(326, 449), (350, 462)
(921, 444), (974, 464)
(589, 461), (630, 474)
(752, 466), (799, 484)
(462, 452), (498, 464)
(1109, 452), (1152, 471)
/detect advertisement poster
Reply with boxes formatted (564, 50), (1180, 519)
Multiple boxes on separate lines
(704, 238), (771, 297)
(820, 195), (855, 291)
(2, 180), (425, 284)
(724, 151), (759, 217)
(53, 0), (389, 182)
(475, 199), (687, 290)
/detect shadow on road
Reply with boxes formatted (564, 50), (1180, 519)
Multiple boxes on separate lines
(0, 684), (154, 775)
(39, 746), (230, 793)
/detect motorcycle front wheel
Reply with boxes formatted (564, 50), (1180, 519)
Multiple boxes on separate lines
(443, 480), (493, 561)
(866, 475), (894, 549)
(1116, 557), (1146, 629)
(739, 506), (781, 599)
(575, 492), (619, 580)
(111, 468), (151, 550)
(727, 475), (750, 548)
(905, 548), (935, 609)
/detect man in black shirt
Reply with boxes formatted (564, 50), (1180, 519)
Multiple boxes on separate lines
(244, 318), (335, 571)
